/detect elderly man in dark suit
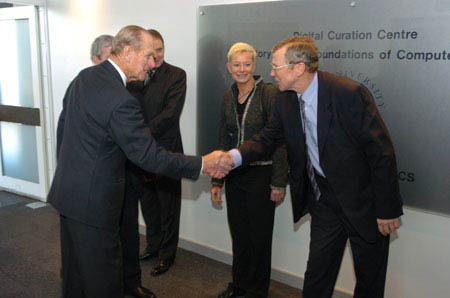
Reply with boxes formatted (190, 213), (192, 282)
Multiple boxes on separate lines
(125, 29), (187, 278)
(225, 36), (403, 298)
(48, 25), (232, 298)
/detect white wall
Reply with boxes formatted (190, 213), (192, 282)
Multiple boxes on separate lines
(42, 0), (450, 297)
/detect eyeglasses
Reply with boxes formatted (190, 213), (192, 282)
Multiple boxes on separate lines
(270, 61), (302, 71)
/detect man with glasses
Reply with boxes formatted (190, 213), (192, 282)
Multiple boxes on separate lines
(226, 36), (403, 297)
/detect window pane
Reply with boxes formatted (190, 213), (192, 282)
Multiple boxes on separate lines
(0, 19), (34, 107)
(0, 122), (39, 183)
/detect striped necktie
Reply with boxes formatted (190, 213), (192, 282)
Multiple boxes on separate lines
(299, 96), (321, 200)
(144, 70), (156, 86)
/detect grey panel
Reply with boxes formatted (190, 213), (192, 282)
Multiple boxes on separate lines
(198, 0), (450, 216)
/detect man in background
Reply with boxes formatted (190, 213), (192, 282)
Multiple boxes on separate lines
(126, 29), (186, 277)
(90, 34), (113, 65)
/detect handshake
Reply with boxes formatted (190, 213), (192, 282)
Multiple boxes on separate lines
(202, 150), (235, 179)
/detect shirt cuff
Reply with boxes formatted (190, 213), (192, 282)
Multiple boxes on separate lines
(229, 149), (242, 169)
(200, 157), (204, 176)
(270, 185), (286, 191)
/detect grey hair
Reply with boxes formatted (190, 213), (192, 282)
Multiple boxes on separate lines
(272, 36), (319, 73)
(111, 25), (148, 56)
(90, 35), (113, 58)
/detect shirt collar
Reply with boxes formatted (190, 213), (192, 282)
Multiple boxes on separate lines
(297, 72), (318, 104)
(108, 58), (127, 86)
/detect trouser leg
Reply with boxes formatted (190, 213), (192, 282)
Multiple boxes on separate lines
(140, 177), (182, 260)
(140, 182), (162, 253)
(302, 198), (348, 298)
(121, 171), (142, 290)
(225, 180), (251, 291)
(225, 166), (274, 297)
(60, 215), (122, 298)
(350, 233), (390, 298)
(304, 173), (390, 298)
(155, 177), (182, 260)
(243, 169), (274, 298)
(60, 215), (84, 298)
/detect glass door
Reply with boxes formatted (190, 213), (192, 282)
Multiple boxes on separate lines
(0, 6), (48, 200)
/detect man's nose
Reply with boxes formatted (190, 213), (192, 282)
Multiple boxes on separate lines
(148, 56), (156, 69)
(270, 69), (275, 77)
(239, 64), (245, 72)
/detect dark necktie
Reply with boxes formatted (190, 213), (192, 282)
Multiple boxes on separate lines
(299, 96), (321, 200)
(144, 70), (156, 86)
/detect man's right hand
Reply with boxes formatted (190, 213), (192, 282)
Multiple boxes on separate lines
(202, 151), (234, 179)
(377, 218), (400, 236)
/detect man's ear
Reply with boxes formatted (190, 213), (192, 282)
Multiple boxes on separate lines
(91, 56), (100, 65)
(295, 62), (307, 77)
(123, 45), (132, 62)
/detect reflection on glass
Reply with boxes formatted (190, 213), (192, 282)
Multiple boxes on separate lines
(0, 19), (33, 107)
(0, 122), (39, 183)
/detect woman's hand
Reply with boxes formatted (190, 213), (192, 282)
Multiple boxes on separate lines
(270, 189), (286, 202)
(211, 185), (223, 205)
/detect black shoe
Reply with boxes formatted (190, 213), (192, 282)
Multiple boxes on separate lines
(124, 286), (156, 298)
(150, 258), (174, 276)
(218, 283), (246, 298)
(139, 247), (158, 261)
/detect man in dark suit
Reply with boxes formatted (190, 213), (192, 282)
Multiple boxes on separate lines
(88, 33), (152, 297)
(48, 25), (232, 298)
(125, 29), (186, 277)
(226, 36), (403, 298)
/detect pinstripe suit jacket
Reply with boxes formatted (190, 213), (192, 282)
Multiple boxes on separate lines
(48, 61), (201, 229)
(130, 61), (186, 154)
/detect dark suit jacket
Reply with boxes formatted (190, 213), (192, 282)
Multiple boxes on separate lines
(239, 71), (403, 241)
(126, 61), (186, 179)
(48, 60), (201, 230)
(139, 61), (185, 153)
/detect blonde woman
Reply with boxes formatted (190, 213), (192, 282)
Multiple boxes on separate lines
(211, 42), (288, 298)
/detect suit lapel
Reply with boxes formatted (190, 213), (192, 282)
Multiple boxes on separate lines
(317, 71), (333, 157)
(144, 62), (168, 101)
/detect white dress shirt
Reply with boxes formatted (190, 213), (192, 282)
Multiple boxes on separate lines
(107, 58), (127, 86)
(298, 72), (325, 177)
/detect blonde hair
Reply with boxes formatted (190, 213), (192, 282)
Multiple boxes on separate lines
(272, 36), (319, 73)
(227, 42), (257, 62)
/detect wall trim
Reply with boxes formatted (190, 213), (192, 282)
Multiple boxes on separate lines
(0, 187), (43, 202)
(138, 225), (352, 298)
